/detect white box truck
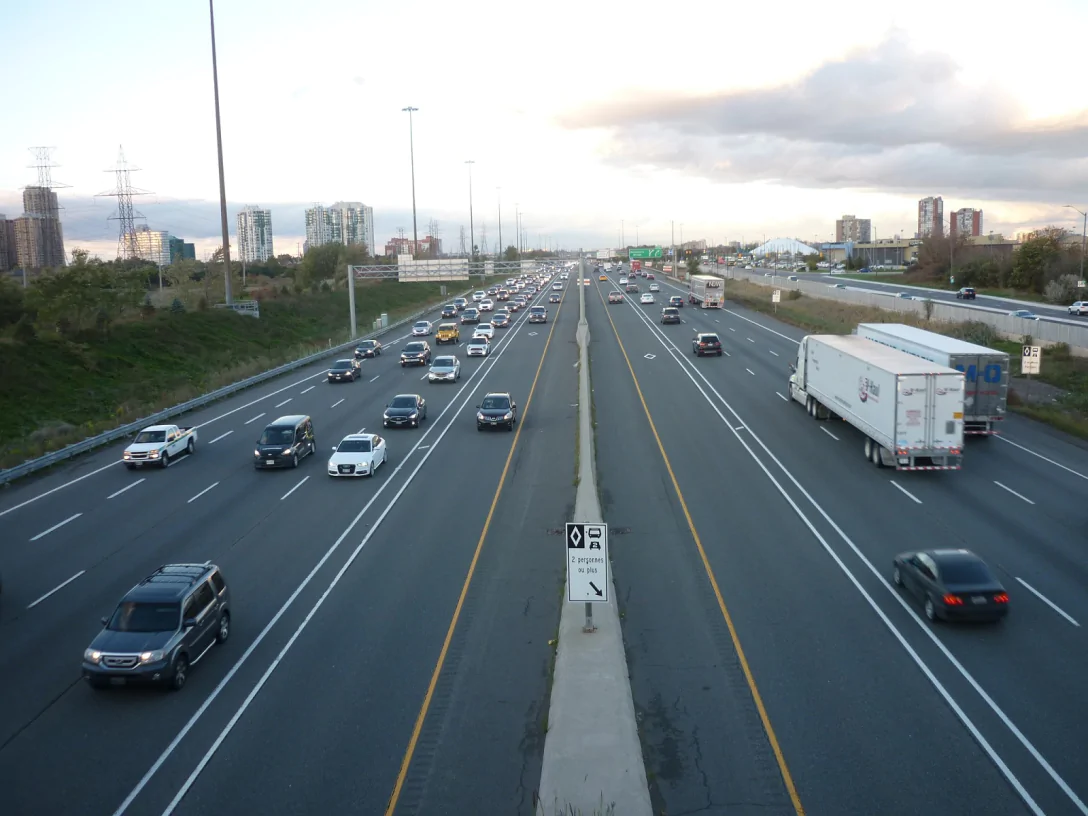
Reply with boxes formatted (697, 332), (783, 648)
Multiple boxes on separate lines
(788, 334), (965, 471)
(688, 274), (724, 308)
(855, 323), (1008, 436)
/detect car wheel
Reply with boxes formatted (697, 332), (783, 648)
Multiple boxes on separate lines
(717, 350), (722, 356)
(477, 424), (484, 432)
(924, 597), (937, 622)
(160, 452), (170, 469)
(187, 438), (195, 454)
(170, 654), (189, 691)
(893, 566), (902, 587)
(216, 612), (230, 644)
(292, 454), (299, 468)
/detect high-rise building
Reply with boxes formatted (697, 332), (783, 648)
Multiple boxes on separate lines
(835, 214), (872, 243)
(384, 235), (441, 257)
(15, 186), (66, 268)
(132, 225), (172, 267)
(169, 236), (196, 262)
(0, 215), (16, 272)
(917, 196), (944, 238)
(950, 208), (983, 238)
(237, 205), (274, 262)
(305, 202), (375, 254)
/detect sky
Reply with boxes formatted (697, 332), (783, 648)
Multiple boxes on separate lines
(2, 0), (1087, 262)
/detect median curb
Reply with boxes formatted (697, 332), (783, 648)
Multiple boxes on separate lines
(536, 263), (652, 816)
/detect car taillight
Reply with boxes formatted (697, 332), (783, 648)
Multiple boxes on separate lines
(943, 594), (964, 606)
(993, 593), (1009, 603)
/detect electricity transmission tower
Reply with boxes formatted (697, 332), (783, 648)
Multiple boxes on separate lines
(97, 146), (150, 260)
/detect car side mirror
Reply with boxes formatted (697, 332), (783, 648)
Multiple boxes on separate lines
(788, 363), (796, 373)
(332, 446), (337, 451)
(101, 616), (109, 626)
(183, 617), (197, 629)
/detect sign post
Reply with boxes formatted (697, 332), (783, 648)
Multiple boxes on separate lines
(1021, 344), (1041, 401)
(566, 522), (609, 633)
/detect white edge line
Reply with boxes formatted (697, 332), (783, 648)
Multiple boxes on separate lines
(769, 350), (779, 357)
(745, 368), (755, 376)
(115, 277), (560, 816)
(370, 375), (381, 382)
(274, 399), (292, 408)
(820, 426), (839, 441)
(29, 512), (82, 541)
(331, 399), (345, 408)
(889, 480), (923, 504)
(776, 392), (789, 402)
(243, 413), (265, 425)
(1014, 578), (1080, 627)
(300, 385), (315, 394)
(618, 283), (1071, 816)
(280, 476), (309, 501)
(186, 482), (219, 504)
(994, 435), (1088, 481)
(993, 481), (1036, 505)
(107, 478), (145, 499)
(27, 570), (87, 609)
(208, 431), (233, 445)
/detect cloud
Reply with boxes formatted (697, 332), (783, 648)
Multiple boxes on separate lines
(558, 30), (1088, 202)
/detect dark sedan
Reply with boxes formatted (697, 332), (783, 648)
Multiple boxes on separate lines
(383, 394), (427, 428)
(354, 340), (382, 358)
(441, 304), (458, 318)
(893, 549), (1009, 622)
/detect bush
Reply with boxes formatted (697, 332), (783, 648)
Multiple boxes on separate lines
(787, 289), (802, 301)
(13, 315), (36, 342)
(1043, 274), (1080, 304)
(946, 321), (1001, 347)
(170, 298), (185, 313)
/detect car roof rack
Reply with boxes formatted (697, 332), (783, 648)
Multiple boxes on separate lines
(140, 563), (210, 587)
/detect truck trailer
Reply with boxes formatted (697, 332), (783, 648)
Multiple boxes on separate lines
(854, 323), (1008, 435)
(688, 274), (724, 308)
(788, 334), (965, 471)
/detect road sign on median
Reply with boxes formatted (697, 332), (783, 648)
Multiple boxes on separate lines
(629, 247), (663, 260)
(567, 523), (608, 603)
(772, 289), (781, 303)
(1022, 345), (1041, 375)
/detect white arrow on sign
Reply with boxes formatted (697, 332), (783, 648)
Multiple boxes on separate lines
(566, 522), (609, 603)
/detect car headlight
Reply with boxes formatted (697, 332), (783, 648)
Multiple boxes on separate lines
(139, 650), (164, 663)
(123, 451), (131, 459)
(477, 412), (486, 420)
(84, 649), (101, 663)
(409, 412), (418, 419)
(504, 412), (513, 420)
(254, 450), (261, 457)
(282, 447), (293, 454)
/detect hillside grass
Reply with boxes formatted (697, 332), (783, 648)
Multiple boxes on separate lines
(722, 278), (1088, 441)
(0, 279), (476, 468)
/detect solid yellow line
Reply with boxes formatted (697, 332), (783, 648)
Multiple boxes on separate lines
(589, 280), (806, 815)
(385, 289), (568, 815)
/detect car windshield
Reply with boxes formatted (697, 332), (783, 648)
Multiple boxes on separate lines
(433, 358), (455, 367)
(479, 324), (492, 330)
(440, 324), (456, 331)
(531, 307), (545, 313)
(414, 322), (429, 328)
(337, 438), (372, 453)
(390, 396), (417, 408)
(481, 397), (510, 410)
(107, 601), (180, 633)
(133, 430), (166, 444)
(358, 341), (376, 349)
(940, 559), (994, 584)
(259, 428), (294, 445)
(404, 343), (425, 351)
(331, 361), (352, 370)
(470, 338), (487, 345)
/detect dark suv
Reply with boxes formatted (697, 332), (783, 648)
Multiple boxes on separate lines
(661, 307), (681, 324)
(476, 392), (518, 431)
(254, 415), (316, 468)
(400, 341), (432, 366)
(956, 287), (976, 300)
(693, 333), (722, 356)
(83, 564), (230, 691)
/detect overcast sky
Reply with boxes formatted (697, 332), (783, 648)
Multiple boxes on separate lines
(2, 0), (1086, 261)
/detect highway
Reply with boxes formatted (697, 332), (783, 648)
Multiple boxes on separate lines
(0, 279), (576, 816)
(589, 268), (1088, 815)
(2, 263), (1088, 815)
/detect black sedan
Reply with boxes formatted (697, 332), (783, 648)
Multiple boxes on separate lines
(354, 340), (382, 358)
(440, 304), (458, 318)
(383, 394), (427, 428)
(893, 549), (1009, 622)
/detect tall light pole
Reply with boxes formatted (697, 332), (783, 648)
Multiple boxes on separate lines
(496, 187), (502, 260)
(635, 224), (640, 245)
(465, 160), (476, 259)
(515, 203), (520, 258)
(1065, 205), (1087, 284)
(208, 0), (232, 305)
(402, 106), (419, 258)
(621, 219), (625, 248)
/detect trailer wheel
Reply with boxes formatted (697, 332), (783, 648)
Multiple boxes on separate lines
(870, 442), (884, 468)
(864, 437), (873, 460)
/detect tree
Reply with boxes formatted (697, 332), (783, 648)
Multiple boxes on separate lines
(503, 245), (519, 261)
(297, 242), (343, 289)
(804, 253), (820, 271)
(1010, 229), (1065, 293)
(0, 277), (25, 329)
(686, 255), (701, 277)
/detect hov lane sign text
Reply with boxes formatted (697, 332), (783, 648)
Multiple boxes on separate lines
(566, 522), (609, 603)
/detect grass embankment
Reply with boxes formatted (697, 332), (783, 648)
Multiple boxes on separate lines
(723, 279), (1088, 440)
(0, 280), (464, 468)
(834, 272), (1046, 303)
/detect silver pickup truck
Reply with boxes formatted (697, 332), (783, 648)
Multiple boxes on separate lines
(122, 424), (197, 468)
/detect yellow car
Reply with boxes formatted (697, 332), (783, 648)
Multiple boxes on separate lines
(599, 274), (608, 281)
(436, 323), (460, 344)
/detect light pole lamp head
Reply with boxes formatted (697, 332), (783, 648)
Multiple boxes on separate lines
(402, 106), (418, 113)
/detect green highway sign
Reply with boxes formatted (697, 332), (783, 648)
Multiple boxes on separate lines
(629, 247), (663, 259)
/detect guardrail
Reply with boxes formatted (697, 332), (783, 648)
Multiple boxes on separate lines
(0, 285), (485, 486)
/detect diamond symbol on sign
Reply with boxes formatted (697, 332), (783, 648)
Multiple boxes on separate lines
(528, 332), (539, 336)
(644, 353), (656, 360)
(570, 527), (581, 547)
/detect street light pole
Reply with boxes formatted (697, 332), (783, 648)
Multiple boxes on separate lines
(497, 187), (502, 260)
(466, 160), (476, 260)
(1065, 205), (1087, 284)
(208, 0), (232, 305)
(402, 106), (419, 258)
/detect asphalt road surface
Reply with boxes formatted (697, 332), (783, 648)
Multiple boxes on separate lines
(3, 264), (1087, 815)
(0, 278), (575, 816)
(590, 268), (1088, 816)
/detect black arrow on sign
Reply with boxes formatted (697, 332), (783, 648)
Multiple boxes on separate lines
(589, 582), (603, 597)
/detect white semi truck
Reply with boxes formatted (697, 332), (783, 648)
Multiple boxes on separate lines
(854, 323), (1008, 436)
(688, 274), (724, 308)
(788, 334), (965, 471)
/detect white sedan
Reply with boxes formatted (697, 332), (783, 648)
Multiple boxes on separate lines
(648, 283), (660, 292)
(479, 299), (494, 312)
(619, 277), (629, 285)
(640, 293), (655, 304)
(411, 320), (432, 336)
(466, 337), (491, 356)
(473, 323), (495, 339)
(328, 433), (387, 478)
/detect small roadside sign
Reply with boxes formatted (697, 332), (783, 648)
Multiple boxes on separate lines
(1078, 280), (1086, 288)
(772, 289), (782, 303)
(566, 523), (608, 603)
(1022, 345), (1041, 375)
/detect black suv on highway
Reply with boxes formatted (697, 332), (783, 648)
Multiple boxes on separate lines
(661, 307), (681, 324)
(693, 333), (722, 356)
(956, 287), (976, 300)
(400, 341), (432, 367)
(83, 563), (230, 691)
(476, 392), (518, 431)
